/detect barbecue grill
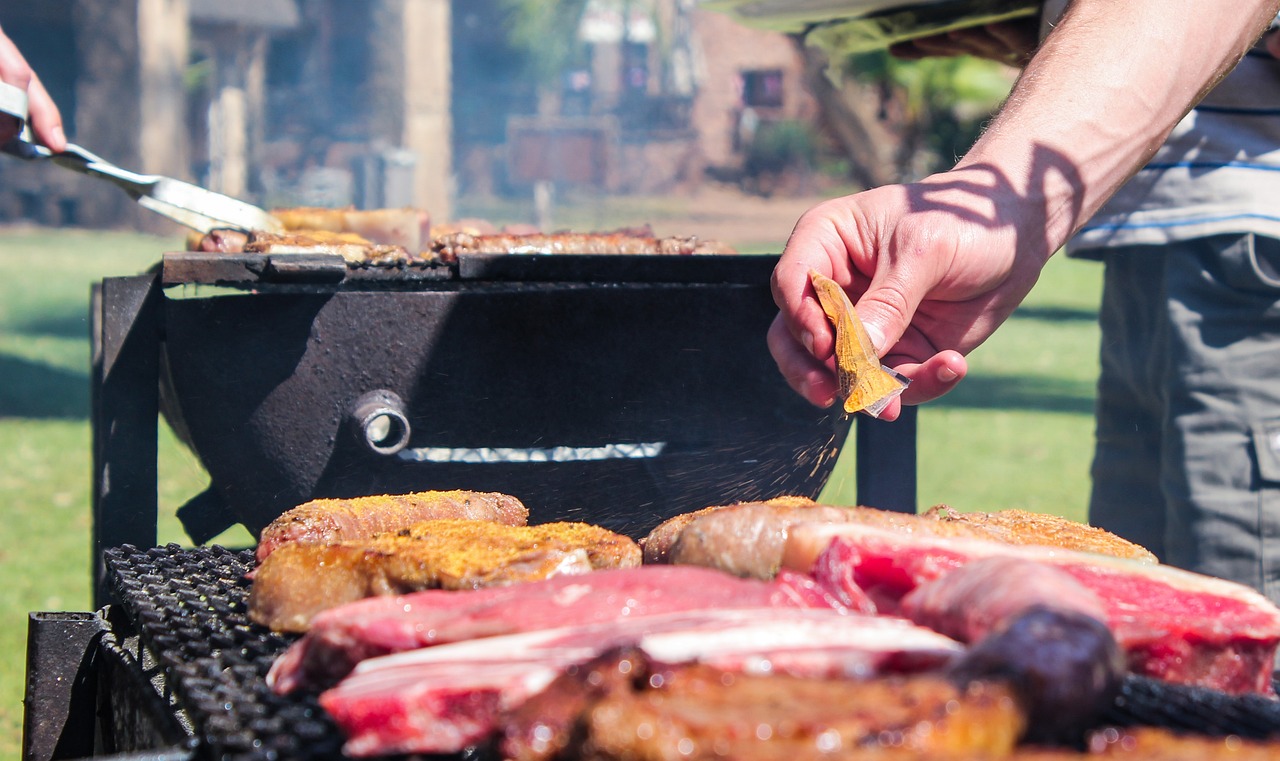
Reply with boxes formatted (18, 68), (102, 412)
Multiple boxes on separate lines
(88, 250), (920, 597)
(28, 249), (1280, 761)
(31, 247), (916, 759)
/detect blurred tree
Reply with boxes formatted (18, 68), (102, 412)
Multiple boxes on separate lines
(501, 0), (592, 92)
(798, 40), (1016, 188)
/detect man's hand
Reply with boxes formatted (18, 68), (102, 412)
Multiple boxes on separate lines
(888, 19), (1040, 67)
(770, 164), (1056, 421)
(0, 24), (65, 150)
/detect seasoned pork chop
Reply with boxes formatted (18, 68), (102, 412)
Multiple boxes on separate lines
(249, 519), (638, 632)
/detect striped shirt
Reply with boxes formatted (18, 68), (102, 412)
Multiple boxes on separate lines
(1036, 4), (1280, 253)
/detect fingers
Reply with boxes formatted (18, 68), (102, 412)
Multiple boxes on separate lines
(771, 201), (860, 365)
(25, 72), (65, 151)
(767, 314), (838, 410)
(888, 350), (968, 406)
(0, 25), (65, 150)
(0, 27), (29, 144)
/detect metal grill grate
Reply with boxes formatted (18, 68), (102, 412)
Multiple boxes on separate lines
(104, 544), (345, 761)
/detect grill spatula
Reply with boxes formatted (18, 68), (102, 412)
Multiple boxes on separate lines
(0, 81), (282, 234)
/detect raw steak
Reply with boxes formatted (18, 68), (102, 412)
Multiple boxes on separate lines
(319, 609), (963, 757)
(268, 565), (847, 694)
(784, 522), (1280, 694)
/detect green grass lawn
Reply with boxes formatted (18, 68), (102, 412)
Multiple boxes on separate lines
(0, 222), (1102, 757)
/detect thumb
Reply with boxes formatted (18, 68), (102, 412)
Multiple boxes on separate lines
(851, 275), (918, 360)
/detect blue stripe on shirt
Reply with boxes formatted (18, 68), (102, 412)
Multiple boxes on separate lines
(1141, 161), (1280, 172)
(1195, 105), (1280, 116)
(1081, 212), (1280, 234)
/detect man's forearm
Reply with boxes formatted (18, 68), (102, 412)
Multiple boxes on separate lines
(959, 0), (1280, 260)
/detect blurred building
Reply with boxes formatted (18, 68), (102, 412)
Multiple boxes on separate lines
(0, 0), (810, 230)
(458, 0), (816, 200)
(0, 0), (449, 229)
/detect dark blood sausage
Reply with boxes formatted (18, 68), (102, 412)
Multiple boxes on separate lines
(254, 490), (529, 563)
(950, 606), (1125, 745)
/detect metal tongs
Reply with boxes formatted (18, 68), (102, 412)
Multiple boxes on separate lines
(0, 81), (281, 234)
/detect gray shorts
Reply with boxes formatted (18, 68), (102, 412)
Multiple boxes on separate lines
(1087, 233), (1280, 603)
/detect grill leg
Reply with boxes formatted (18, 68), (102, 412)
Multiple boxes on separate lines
(855, 406), (918, 512)
(92, 275), (162, 608)
(22, 612), (106, 761)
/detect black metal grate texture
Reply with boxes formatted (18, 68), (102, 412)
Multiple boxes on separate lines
(1104, 674), (1280, 739)
(102, 544), (1280, 761)
(104, 544), (346, 761)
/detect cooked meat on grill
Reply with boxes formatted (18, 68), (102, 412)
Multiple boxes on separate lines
(784, 521), (1280, 695)
(249, 519), (640, 632)
(663, 500), (854, 580)
(271, 206), (430, 251)
(242, 229), (411, 264)
(186, 206), (430, 262)
(645, 500), (1156, 581)
(502, 649), (1023, 761)
(499, 647), (640, 761)
(317, 610), (965, 757)
(255, 489), (528, 563)
(925, 505), (1158, 563)
(429, 231), (737, 262)
(640, 495), (825, 565)
(1073, 726), (1280, 759)
(189, 227), (249, 253)
(268, 565), (843, 694)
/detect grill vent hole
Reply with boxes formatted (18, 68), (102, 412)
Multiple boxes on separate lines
(350, 390), (411, 455)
